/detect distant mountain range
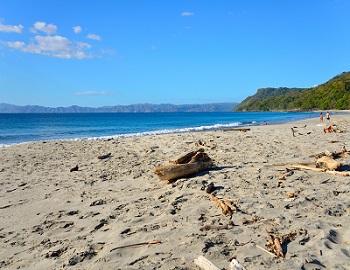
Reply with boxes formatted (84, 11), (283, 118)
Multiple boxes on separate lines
(4, 72), (349, 113)
(0, 102), (238, 113)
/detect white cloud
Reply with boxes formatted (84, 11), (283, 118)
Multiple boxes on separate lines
(73, 26), (82, 33)
(5, 41), (26, 50)
(87, 34), (101, 41)
(101, 48), (116, 55)
(76, 42), (91, 49)
(6, 35), (93, 59)
(1, 19), (107, 60)
(181, 11), (194, 16)
(34, 35), (70, 51)
(0, 19), (24, 33)
(75, 91), (112, 96)
(31, 21), (57, 35)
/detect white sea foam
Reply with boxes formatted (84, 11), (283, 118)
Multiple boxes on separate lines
(1, 122), (247, 147)
(0, 142), (29, 148)
(68, 122), (247, 142)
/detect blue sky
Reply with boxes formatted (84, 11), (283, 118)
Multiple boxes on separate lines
(1, 0), (350, 107)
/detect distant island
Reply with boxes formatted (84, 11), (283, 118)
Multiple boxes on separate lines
(0, 102), (238, 113)
(235, 71), (350, 111)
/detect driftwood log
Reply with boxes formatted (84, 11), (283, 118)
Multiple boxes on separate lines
(154, 160), (213, 183)
(270, 146), (348, 175)
(154, 149), (213, 183)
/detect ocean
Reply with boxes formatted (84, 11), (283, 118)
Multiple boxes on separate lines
(0, 111), (319, 146)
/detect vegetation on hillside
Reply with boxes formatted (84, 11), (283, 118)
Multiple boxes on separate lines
(234, 72), (350, 111)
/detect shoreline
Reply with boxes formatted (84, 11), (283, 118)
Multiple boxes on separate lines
(0, 112), (324, 148)
(1, 115), (349, 269)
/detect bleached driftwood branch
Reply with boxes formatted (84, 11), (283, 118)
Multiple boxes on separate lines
(194, 256), (220, 270)
(194, 256), (247, 270)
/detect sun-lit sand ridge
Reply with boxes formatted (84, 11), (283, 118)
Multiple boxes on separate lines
(1, 114), (349, 269)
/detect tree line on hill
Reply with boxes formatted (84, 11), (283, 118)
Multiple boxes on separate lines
(234, 71), (350, 111)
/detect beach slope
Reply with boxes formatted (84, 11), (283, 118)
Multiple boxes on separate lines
(1, 116), (349, 269)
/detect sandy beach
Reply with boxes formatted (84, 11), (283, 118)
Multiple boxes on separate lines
(1, 115), (350, 270)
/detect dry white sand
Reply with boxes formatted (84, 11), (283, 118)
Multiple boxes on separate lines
(1, 115), (350, 269)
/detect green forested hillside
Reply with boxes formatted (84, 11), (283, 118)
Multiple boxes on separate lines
(234, 72), (350, 111)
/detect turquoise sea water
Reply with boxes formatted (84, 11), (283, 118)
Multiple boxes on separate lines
(0, 112), (318, 146)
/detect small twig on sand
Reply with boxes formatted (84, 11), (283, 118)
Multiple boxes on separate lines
(110, 240), (161, 252)
(254, 244), (277, 257)
(264, 162), (315, 167)
(291, 165), (325, 172)
(199, 221), (235, 232)
(291, 127), (296, 137)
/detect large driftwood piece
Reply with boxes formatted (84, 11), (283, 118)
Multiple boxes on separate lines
(154, 160), (213, 183)
(155, 149), (213, 183)
(194, 256), (220, 270)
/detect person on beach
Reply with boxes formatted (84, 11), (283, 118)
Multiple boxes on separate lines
(326, 111), (331, 121)
(320, 112), (323, 122)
